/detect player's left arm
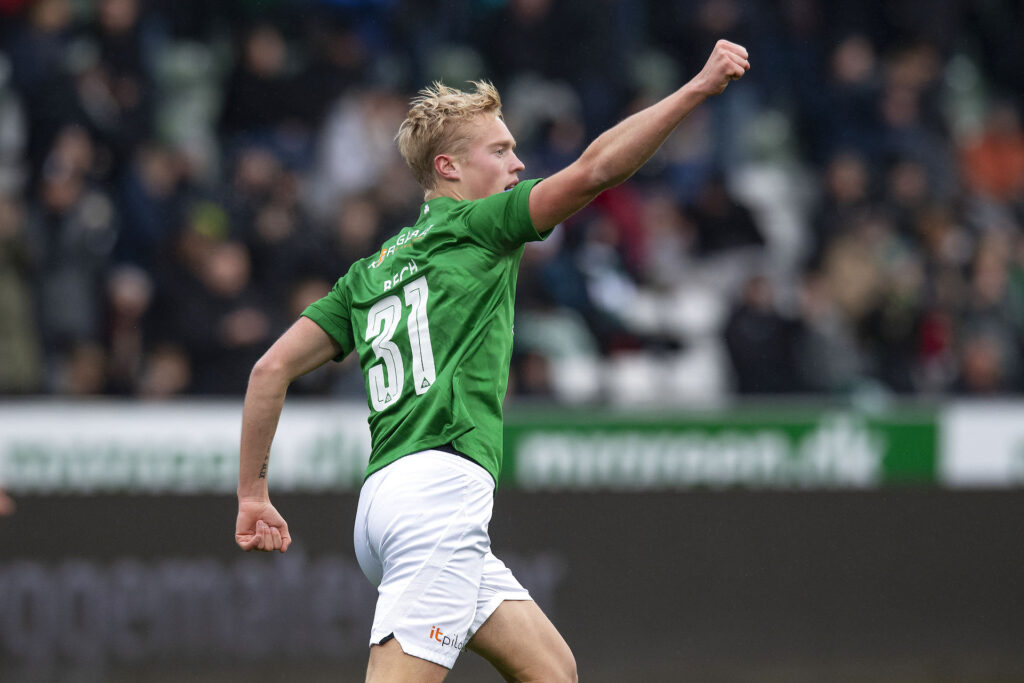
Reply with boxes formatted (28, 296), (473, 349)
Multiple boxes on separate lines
(528, 39), (749, 233)
(236, 317), (342, 553)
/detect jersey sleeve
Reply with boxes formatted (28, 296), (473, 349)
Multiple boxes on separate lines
(461, 177), (547, 253)
(301, 274), (356, 361)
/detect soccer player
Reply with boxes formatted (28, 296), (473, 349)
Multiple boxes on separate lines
(236, 39), (748, 682)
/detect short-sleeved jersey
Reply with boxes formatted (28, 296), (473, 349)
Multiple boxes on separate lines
(302, 178), (545, 484)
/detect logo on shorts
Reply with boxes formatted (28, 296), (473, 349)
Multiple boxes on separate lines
(429, 625), (466, 650)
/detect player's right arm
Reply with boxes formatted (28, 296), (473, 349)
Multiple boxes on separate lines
(528, 39), (749, 233)
(235, 316), (343, 553)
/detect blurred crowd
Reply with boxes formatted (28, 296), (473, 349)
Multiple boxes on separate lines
(2, 0), (1024, 405)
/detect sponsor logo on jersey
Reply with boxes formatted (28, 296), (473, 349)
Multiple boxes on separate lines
(368, 224), (434, 269)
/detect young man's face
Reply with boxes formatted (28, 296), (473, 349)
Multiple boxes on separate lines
(455, 115), (525, 200)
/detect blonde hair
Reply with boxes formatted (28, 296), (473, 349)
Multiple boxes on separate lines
(396, 80), (503, 191)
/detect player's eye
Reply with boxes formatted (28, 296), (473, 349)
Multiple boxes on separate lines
(495, 148), (505, 156)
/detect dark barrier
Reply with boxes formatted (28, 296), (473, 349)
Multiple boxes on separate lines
(2, 489), (1023, 682)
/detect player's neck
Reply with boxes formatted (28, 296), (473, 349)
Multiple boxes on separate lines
(424, 187), (466, 203)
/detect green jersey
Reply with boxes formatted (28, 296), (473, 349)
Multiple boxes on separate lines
(302, 178), (546, 483)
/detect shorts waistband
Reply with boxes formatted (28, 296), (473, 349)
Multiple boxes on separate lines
(366, 445), (494, 490)
(419, 445), (493, 489)
(433, 443), (474, 462)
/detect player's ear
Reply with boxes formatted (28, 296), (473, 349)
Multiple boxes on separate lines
(434, 154), (460, 181)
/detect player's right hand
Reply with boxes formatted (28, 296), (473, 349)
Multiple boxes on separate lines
(694, 39), (750, 96)
(235, 499), (292, 553)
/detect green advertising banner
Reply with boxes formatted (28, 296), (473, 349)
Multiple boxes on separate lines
(0, 402), (939, 493)
(503, 408), (938, 489)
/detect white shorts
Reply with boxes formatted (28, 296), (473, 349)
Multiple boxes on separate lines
(353, 449), (531, 669)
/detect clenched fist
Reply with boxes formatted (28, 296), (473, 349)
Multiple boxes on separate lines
(235, 498), (292, 553)
(693, 39), (750, 97)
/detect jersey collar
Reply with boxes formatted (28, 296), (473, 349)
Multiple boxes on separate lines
(418, 196), (458, 223)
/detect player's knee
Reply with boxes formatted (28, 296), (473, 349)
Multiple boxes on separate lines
(557, 652), (578, 683)
(533, 650), (577, 683)
(507, 648), (577, 682)
(551, 639), (577, 683)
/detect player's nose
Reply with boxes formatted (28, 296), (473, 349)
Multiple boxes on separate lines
(510, 153), (525, 173)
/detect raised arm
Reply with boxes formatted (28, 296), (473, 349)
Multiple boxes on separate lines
(528, 39), (749, 233)
(235, 316), (342, 552)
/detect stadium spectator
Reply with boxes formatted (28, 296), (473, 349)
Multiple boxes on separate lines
(723, 273), (802, 393)
(961, 101), (1024, 205)
(815, 33), (884, 164)
(103, 263), (153, 394)
(882, 156), (932, 240)
(241, 166), (324, 314)
(79, 0), (158, 176)
(154, 220), (273, 395)
(793, 270), (865, 393)
(5, 0), (77, 175)
(25, 132), (117, 389)
(114, 142), (185, 269)
(856, 248), (926, 393)
(292, 17), (370, 127)
(807, 150), (872, 269)
(219, 23), (297, 140)
(635, 187), (696, 290)
(0, 191), (42, 393)
(308, 88), (409, 220)
(687, 171), (765, 256)
(953, 328), (1014, 395)
(135, 342), (191, 398)
(322, 191), (388, 276)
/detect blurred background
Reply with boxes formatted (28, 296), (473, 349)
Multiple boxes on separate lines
(1, 0), (1024, 681)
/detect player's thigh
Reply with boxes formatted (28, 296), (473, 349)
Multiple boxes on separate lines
(366, 637), (449, 683)
(467, 600), (577, 683)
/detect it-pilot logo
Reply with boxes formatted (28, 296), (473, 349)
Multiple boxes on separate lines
(428, 625), (466, 650)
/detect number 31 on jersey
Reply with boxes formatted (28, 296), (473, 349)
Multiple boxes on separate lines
(364, 276), (436, 411)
